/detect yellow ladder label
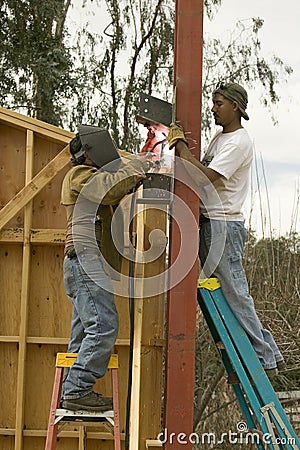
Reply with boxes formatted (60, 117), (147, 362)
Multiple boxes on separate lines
(55, 353), (118, 369)
(198, 277), (221, 291)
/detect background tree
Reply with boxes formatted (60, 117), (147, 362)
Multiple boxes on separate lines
(0, 0), (73, 126)
(0, 0), (293, 150)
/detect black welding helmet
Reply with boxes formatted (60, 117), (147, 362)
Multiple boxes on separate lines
(77, 125), (121, 171)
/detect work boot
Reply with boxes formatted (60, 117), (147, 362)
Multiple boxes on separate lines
(264, 367), (278, 379)
(62, 391), (113, 412)
(276, 359), (286, 371)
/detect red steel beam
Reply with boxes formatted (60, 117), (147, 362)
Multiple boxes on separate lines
(164, 1), (204, 448)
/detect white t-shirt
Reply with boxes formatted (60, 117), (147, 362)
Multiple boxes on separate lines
(200, 128), (253, 221)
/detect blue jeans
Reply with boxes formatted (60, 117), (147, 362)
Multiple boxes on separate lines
(62, 253), (118, 399)
(199, 220), (283, 370)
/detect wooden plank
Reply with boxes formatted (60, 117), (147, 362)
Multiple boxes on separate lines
(27, 337), (69, 345)
(146, 440), (163, 448)
(0, 144), (70, 231)
(0, 428), (125, 440)
(129, 189), (146, 450)
(0, 343), (18, 430)
(31, 228), (65, 244)
(0, 106), (74, 143)
(0, 228), (66, 244)
(15, 130), (34, 450)
(0, 122), (26, 228)
(0, 336), (19, 342)
(0, 428), (15, 435)
(79, 427), (86, 450)
(0, 336), (131, 346)
(30, 228), (66, 244)
(139, 205), (167, 449)
(0, 228), (24, 242)
(0, 245), (22, 336)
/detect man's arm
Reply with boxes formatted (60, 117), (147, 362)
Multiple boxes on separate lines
(82, 158), (146, 205)
(168, 122), (221, 185)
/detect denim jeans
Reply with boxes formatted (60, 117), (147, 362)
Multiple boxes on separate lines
(62, 253), (118, 399)
(199, 220), (283, 370)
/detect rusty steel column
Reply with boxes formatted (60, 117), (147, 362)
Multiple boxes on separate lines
(164, 1), (203, 448)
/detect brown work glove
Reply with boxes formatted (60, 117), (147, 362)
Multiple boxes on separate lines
(167, 122), (188, 149)
(135, 152), (155, 172)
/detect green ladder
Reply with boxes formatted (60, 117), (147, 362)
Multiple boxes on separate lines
(198, 278), (300, 450)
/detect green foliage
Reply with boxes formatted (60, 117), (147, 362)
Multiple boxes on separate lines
(202, 17), (293, 140)
(0, 0), (293, 150)
(0, 0), (73, 126)
(65, 0), (174, 150)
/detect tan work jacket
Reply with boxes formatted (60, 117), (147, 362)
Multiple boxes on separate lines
(61, 159), (145, 278)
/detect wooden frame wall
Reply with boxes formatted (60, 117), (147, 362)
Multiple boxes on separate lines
(0, 107), (166, 450)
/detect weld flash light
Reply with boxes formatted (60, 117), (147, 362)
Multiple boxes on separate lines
(136, 93), (174, 204)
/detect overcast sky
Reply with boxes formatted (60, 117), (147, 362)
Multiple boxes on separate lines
(69, 0), (299, 237)
(204, 0), (300, 236)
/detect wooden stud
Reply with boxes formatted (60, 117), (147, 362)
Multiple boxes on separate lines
(78, 427), (86, 450)
(139, 204), (167, 447)
(14, 130), (34, 450)
(129, 188), (145, 450)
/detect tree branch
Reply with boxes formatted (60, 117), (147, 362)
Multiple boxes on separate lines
(194, 364), (225, 428)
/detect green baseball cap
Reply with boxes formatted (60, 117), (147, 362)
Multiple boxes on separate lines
(213, 82), (249, 120)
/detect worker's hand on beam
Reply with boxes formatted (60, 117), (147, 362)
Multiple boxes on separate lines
(136, 152), (156, 172)
(167, 121), (188, 149)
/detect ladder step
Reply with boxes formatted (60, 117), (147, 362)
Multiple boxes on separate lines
(54, 408), (114, 424)
(45, 353), (121, 450)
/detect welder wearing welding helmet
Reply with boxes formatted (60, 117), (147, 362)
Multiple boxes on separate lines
(60, 125), (149, 412)
(62, 123), (150, 278)
(69, 125), (122, 170)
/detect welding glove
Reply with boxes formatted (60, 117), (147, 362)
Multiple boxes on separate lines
(136, 152), (156, 172)
(167, 122), (188, 149)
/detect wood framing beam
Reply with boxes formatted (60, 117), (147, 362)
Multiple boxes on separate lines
(0, 228), (66, 244)
(0, 336), (131, 346)
(0, 144), (70, 231)
(15, 130), (34, 450)
(164, 1), (204, 447)
(129, 191), (145, 450)
(0, 106), (73, 143)
(0, 428), (125, 440)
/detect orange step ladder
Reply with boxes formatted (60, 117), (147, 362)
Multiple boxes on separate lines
(45, 352), (121, 450)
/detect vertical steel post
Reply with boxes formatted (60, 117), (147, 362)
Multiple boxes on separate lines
(164, 1), (204, 448)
